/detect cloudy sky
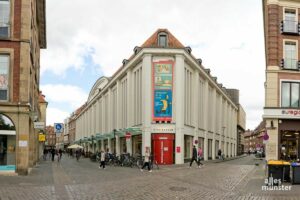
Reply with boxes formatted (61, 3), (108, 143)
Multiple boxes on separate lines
(40, 0), (265, 130)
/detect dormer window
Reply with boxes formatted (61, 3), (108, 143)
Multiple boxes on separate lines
(158, 32), (168, 47)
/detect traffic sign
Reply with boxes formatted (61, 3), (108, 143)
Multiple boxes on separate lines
(54, 123), (64, 133)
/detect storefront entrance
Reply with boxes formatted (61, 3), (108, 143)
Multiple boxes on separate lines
(152, 133), (174, 165)
(132, 135), (142, 156)
(0, 114), (16, 171)
(279, 119), (300, 160)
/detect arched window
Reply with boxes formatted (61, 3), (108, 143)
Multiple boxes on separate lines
(0, 114), (15, 131)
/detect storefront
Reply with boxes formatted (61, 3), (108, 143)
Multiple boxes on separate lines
(279, 119), (300, 160)
(132, 135), (142, 155)
(184, 135), (193, 161)
(0, 114), (16, 172)
(152, 133), (174, 164)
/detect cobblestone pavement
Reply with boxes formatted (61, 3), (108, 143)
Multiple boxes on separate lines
(0, 155), (299, 200)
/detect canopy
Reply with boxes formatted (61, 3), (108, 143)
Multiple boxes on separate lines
(67, 144), (83, 149)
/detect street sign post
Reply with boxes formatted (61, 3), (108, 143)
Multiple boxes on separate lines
(54, 123), (64, 133)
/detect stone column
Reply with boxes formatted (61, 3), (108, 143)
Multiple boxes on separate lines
(203, 80), (209, 160)
(142, 54), (152, 155)
(175, 55), (185, 164)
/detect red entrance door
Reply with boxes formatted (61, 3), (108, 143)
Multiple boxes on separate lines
(152, 134), (174, 165)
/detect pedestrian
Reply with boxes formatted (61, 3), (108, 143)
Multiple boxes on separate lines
(51, 148), (56, 162)
(99, 150), (106, 169)
(197, 147), (204, 168)
(189, 145), (199, 168)
(140, 147), (152, 172)
(43, 148), (47, 161)
(58, 149), (63, 162)
(218, 149), (222, 160)
(75, 149), (80, 161)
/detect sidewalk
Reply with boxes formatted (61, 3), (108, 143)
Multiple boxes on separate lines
(156, 154), (248, 170)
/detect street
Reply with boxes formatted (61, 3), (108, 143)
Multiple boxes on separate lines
(0, 155), (299, 200)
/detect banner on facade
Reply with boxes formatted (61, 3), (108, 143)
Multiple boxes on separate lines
(152, 61), (174, 121)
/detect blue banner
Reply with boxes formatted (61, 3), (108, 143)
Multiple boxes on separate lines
(154, 90), (172, 119)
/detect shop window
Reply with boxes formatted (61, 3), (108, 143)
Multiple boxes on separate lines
(0, 55), (9, 101)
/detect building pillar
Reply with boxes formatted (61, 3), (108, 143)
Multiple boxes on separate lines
(116, 136), (120, 156)
(101, 139), (104, 151)
(175, 55), (185, 164)
(204, 132), (208, 160)
(142, 54), (152, 155)
(107, 138), (111, 153)
(266, 119), (279, 160)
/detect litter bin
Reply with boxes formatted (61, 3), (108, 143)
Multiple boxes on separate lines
(283, 161), (290, 182)
(291, 163), (300, 184)
(268, 160), (284, 185)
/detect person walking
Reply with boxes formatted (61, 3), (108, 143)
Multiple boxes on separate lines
(75, 149), (81, 161)
(197, 147), (204, 168)
(58, 149), (63, 162)
(43, 148), (47, 161)
(51, 148), (56, 162)
(99, 150), (106, 169)
(140, 147), (152, 172)
(190, 145), (199, 168)
(218, 149), (222, 160)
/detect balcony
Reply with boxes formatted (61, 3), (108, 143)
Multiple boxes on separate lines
(281, 58), (299, 70)
(281, 20), (299, 35)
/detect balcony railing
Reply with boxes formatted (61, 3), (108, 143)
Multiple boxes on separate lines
(281, 20), (299, 34)
(0, 23), (10, 38)
(281, 58), (299, 70)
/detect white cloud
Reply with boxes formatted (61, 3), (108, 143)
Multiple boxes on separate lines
(46, 107), (70, 126)
(40, 84), (88, 109)
(41, 0), (265, 130)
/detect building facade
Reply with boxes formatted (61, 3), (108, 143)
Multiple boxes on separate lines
(244, 121), (265, 153)
(75, 29), (240, 164)
(226, 89), (246, 155)
(0, 0), (46, 174)
(263, 0), (300, 161)
(45, 125), (55, 148)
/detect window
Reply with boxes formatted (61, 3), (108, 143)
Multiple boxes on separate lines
(284, 41), (297, 69)
(0, 0), (10, 38)
(283, 9), (297, 33)
(282, 82), (300, 107)
(158, 33), (167, 47)
(0, 55), (9, 101)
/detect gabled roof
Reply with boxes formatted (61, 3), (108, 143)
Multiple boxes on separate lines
(141, 29), (184, 48)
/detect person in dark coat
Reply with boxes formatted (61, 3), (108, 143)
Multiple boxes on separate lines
(51, 148), (56, 162)
(189, 146), (199, 168)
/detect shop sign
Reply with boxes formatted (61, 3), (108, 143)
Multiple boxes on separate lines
(151, 127), (175, 133)
(34, 122), (45, 129)
(125, 132), (131, 140)
(19, 140), (27, 147)
(0, 165), (15, 171)
(176, 146), (180, 153)
(39, 134), (46, 142)
(264, 108), (300, 119)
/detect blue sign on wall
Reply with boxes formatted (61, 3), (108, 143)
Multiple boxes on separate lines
(154, 90), (172, 120)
